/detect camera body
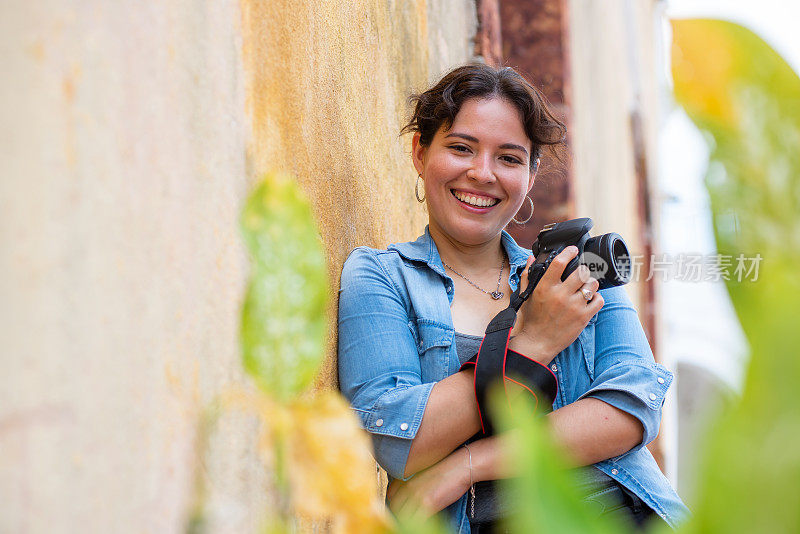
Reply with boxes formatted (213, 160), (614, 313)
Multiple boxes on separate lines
(531, 217), (631, 289)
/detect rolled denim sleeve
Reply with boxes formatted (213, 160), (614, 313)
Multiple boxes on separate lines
(578, 286), (674, 451)
(337, 247), (434, 480)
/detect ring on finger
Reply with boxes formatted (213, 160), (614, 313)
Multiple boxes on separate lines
(580, 287), (593, 302)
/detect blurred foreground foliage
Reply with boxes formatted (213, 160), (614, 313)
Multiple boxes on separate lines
(238, 173), (391, 532)
(240, 174), (328, 401)
(191, 172), (390, 533)
(670, 18), (800, 533)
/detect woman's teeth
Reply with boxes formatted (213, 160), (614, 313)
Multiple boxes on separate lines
(452, 190), (499, 208)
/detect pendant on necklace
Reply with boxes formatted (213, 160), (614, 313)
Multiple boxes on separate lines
(490, 291), (504, 300)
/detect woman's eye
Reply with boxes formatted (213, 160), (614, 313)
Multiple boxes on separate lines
(501, 155), (523, 165)
(449, 144), (471, 153)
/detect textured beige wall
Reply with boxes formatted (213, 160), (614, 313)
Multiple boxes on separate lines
(1, 1), (255, 532)
(239, 0), (476, 389)
(0, 1), (475, 532)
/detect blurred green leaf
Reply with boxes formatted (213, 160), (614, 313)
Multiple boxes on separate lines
(239, 172), (328, 401)
(672, 19), (800, 533)
(393, 511), (450, 534)
(672, 19), (800, 270)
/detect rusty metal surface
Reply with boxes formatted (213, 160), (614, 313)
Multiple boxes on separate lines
(475, 0), (504, 66)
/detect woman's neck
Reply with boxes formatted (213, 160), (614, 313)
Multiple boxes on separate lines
(428, 224), (505, 273)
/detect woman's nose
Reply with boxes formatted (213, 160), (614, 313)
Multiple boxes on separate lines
(466, 156), (495, 183)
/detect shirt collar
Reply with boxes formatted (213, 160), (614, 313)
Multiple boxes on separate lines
(388, 226), (532, 279)
(502, 230), (532, 277)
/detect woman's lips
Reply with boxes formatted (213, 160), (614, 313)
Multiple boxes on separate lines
(451, 189), (500, 208)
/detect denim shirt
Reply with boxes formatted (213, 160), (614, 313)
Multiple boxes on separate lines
(338, 228), (690, 532)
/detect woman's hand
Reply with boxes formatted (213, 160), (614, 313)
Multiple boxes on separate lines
(386, 447), (471, 522)
(510, 246), (604, 365)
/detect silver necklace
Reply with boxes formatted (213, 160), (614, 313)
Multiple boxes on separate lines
(442, 254), (506, 300)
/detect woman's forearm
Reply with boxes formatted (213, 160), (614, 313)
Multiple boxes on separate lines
(403, 369), (482, 478)
(467, 400), (644, 483)
(403, 374), (643, 478)
(468, 434), (512, 482)
(548, 397), (643, 465)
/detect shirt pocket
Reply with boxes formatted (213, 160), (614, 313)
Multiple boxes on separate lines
(413, 318), (453, 381)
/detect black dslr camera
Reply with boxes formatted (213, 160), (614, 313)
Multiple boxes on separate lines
(512, 218), (631, 307)
(532, 217), (631, 288)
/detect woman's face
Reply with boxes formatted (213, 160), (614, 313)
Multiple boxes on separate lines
(412, 96), (535, 247)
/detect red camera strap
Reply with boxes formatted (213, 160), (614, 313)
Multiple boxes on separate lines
(458, 261), (558, 435)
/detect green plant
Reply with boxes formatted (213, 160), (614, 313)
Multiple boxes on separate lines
(240, 173), (329, 402)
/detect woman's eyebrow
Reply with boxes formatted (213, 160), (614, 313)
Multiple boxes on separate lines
(499, 143), (529, 156)
(444, 132), (529, 156)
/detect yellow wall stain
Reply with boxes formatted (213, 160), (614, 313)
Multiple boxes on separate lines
(238, 0), (473, 391)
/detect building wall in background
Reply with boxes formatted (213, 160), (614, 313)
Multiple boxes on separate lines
(567, 0), (670, 469)
(0, 1), (476, 532)
(1, 0), (684, 527)
(567, 0), (661, 322)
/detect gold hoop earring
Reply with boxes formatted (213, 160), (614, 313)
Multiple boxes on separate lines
(512, 196), (534, 225)
(415, 173), (425, 203)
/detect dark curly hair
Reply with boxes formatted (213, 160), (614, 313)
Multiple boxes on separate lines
(401, 64), (566, 172)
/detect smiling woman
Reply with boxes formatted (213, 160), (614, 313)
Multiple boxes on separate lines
(337, 64), (689, 532)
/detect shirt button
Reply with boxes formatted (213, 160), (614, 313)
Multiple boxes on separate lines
(375, 419), (383, 427)
(550, 364), (558, 372)
(611, 469), (619, 475)
(657, 377), (665, 384)
(400, 423), (409, 431)
(649, 393), (657, 401)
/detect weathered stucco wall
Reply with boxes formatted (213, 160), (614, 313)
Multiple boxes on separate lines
(240, 0), (477, 389)
(0, 1), (476, 532)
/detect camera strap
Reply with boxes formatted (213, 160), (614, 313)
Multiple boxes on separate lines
(458, 255), (559, 435)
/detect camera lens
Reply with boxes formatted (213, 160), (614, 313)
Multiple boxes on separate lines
(582, 233), (631, 288)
